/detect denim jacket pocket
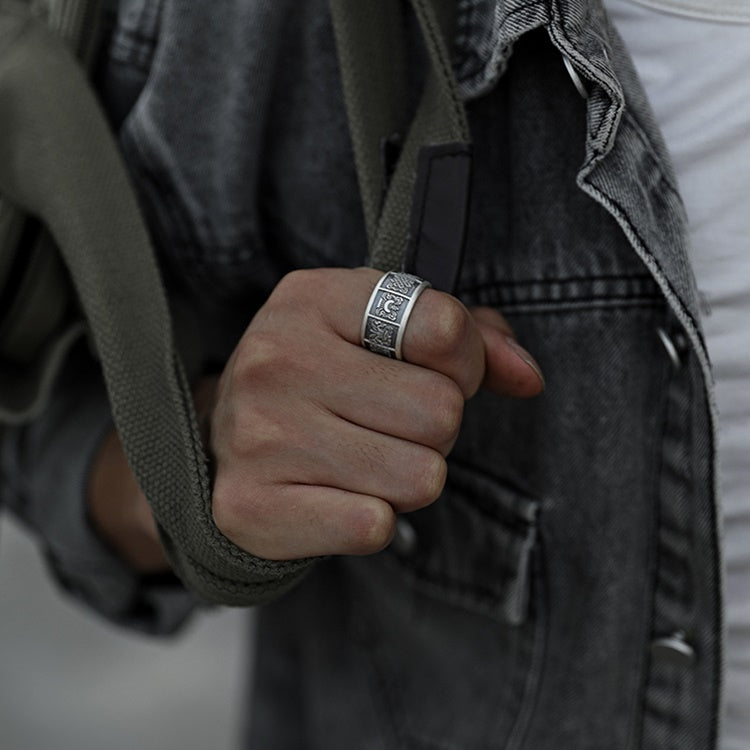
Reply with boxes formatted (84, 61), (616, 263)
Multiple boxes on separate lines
(389, 459), (540, 627)
(345, 462), (544, 749)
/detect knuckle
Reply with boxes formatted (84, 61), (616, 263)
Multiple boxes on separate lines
(245, 412), (288, 459)
(430, 380), (465, 446)
(407, 450), (447, 507)
(269, 268), (347, 332)
(234, 331), (288, 384)
(211, 481), (282, 557)
(213, 387), (289, 463)
(272, 268), (342, 310)
(348, 501), (396, 555)
(211, 476), (253, 540)
(429, 296), (473, 360)
(272, 268), (317, 301)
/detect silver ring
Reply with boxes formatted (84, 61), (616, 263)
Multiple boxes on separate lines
(361, 272), (431, 360)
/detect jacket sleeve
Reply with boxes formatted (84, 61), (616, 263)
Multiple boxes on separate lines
(1, 342), (198, 635)
(0, 4), (313, 608)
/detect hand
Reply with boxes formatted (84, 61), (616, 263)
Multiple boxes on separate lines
(210, 267), (544, 561)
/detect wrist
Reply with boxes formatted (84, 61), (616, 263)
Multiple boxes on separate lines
(87, 428), (170, 574)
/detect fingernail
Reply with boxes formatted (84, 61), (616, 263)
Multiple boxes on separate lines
(505, 336), (546, 389)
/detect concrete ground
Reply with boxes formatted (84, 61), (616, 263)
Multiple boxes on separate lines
(0, 514), (250, 750)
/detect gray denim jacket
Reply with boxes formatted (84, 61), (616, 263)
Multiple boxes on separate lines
(3, 0), (723, 747)
(248, 2), (721, 747)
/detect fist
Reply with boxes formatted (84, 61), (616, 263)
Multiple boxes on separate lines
(210, 268), (543, 560)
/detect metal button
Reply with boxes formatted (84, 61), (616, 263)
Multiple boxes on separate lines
(562, 54), (589, 99)
(656, 327), (689, 369)
(390, 518), (417, 556)
(651, 631), (696, 667)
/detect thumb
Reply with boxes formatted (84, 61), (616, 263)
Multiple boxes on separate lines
(469, 307), (545, 398)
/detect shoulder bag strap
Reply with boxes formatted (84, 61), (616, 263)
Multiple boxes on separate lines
(0, 1), (310, 602)
(329, 0), (472, 292)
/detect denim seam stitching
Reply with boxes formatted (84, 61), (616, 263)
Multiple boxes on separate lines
(463, 273), (658, 288)
(633, 307), (672, 747)
(546, 1), (623, 154)
(580, 189), (701, 339)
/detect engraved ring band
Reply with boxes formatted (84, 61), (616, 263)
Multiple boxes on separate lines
(360, 271), (432, 361)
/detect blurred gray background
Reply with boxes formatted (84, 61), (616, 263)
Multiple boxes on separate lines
(0, 514), (250, 750)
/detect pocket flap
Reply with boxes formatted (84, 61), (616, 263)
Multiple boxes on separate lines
(390, 460), (540, 626)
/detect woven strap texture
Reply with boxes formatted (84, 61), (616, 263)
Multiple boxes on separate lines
(0, 0), (310, 604)
(0, 0), (102, 421)
(329, 0), (470, 273)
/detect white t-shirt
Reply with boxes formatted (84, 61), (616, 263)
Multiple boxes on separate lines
(601, 1), (750, 747)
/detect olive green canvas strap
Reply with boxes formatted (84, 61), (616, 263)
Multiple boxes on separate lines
(0, 0), (101, 422)
(329, 0), (472, 289)
(29, 0), (103, 65)
(0, 1), (310, 603)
